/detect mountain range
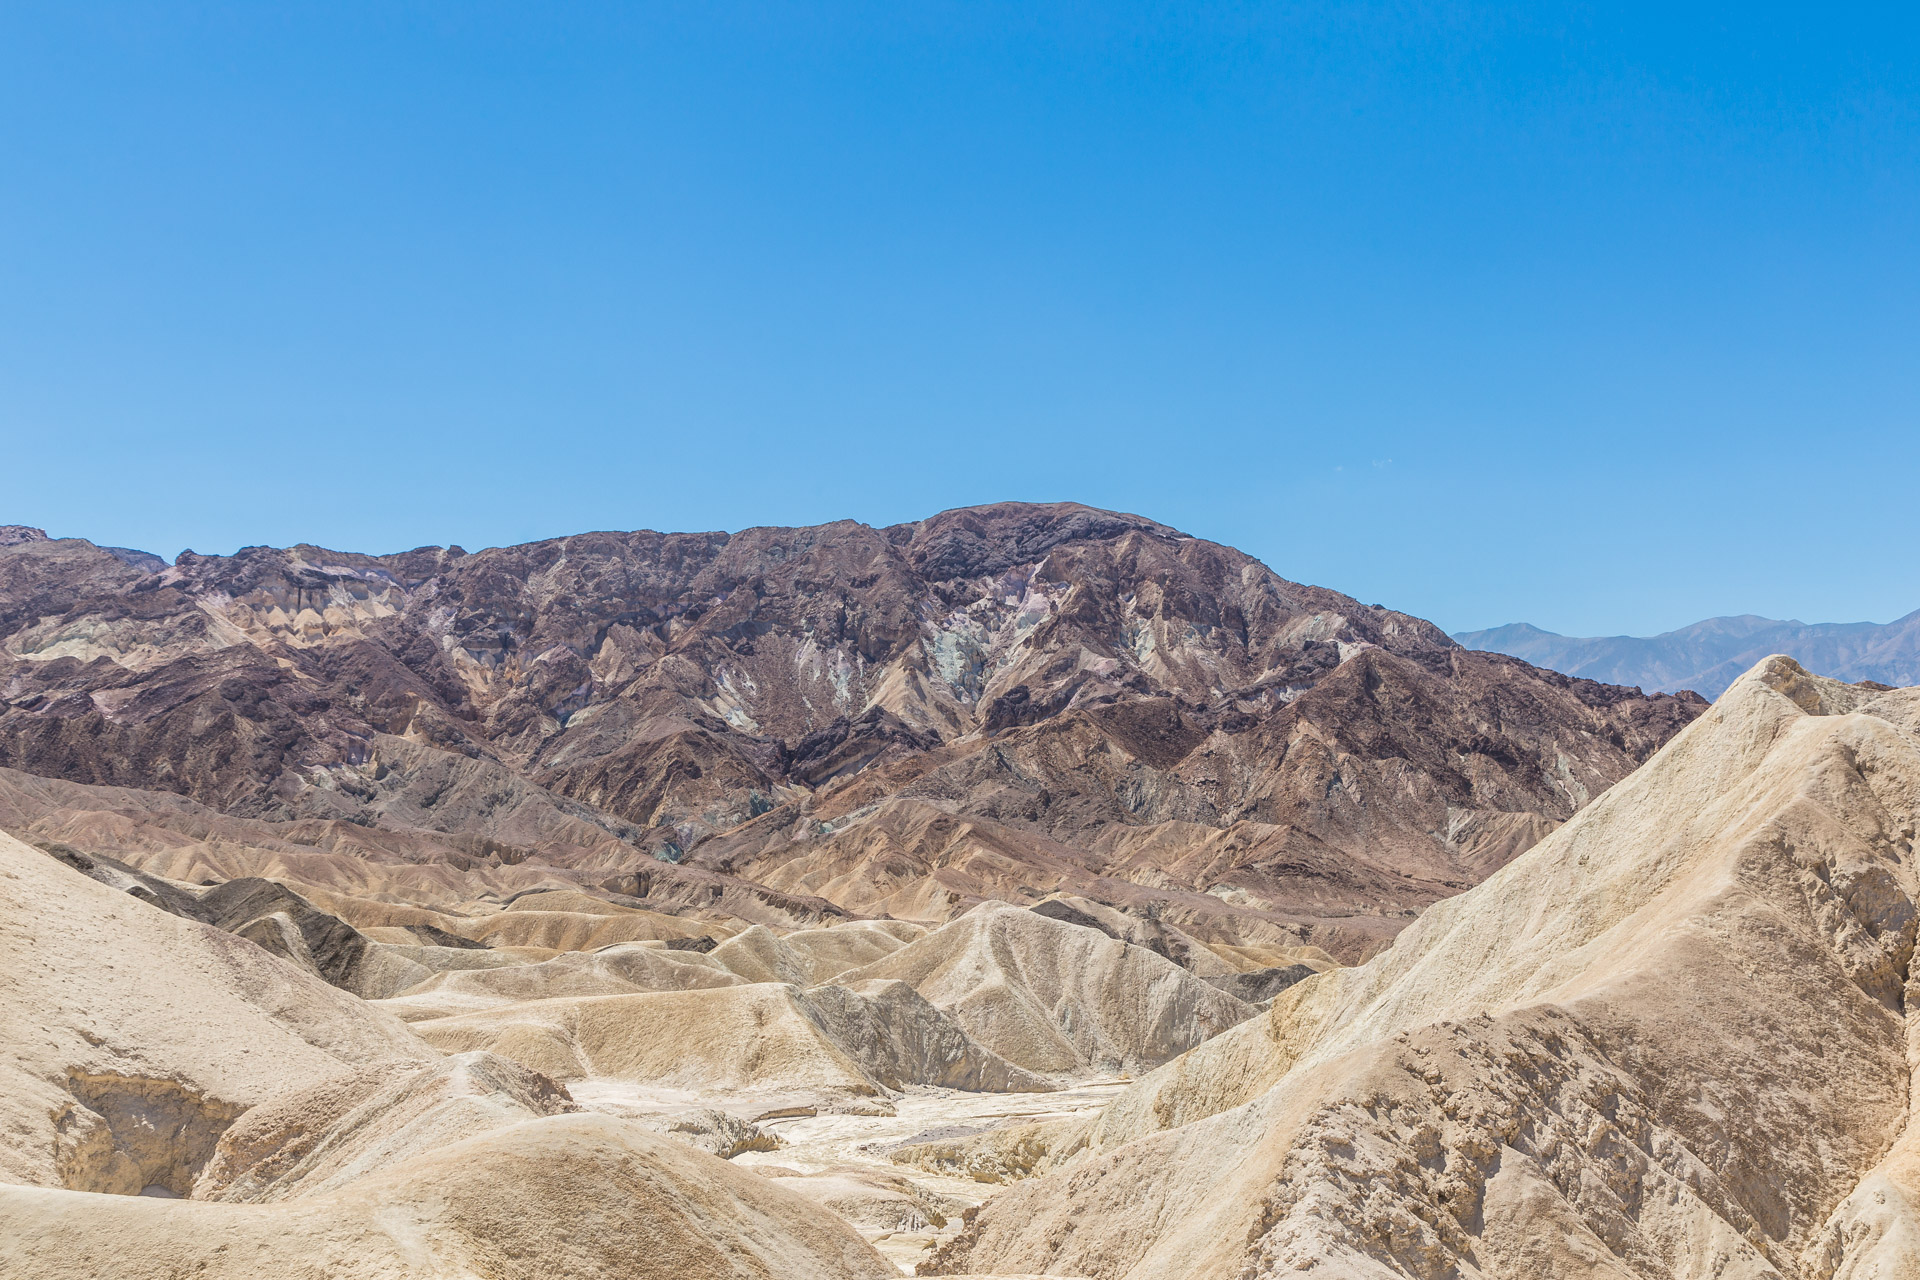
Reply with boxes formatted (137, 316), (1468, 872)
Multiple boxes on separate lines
(1456, 610), (1920, 699)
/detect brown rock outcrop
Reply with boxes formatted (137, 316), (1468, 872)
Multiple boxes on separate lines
(0, 504), (1703, 955)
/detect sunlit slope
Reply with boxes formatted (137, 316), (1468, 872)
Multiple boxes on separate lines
(932, 657), (1920, 1279)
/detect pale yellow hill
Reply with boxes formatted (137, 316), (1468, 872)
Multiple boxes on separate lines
(773, 919), (929, 983)
(699, 918), (923, 985)
(375, 942), (746, 1021)
(843, 900), (1255, 1074)
(0, 831), (902, 1278)
(0, 831), (431, 1192)
(457, 908), (715, 950)
(930, 658), (1920, 1279)
(1, 1114), (897, 1280)
(196, 1050), (576, 1202)
(411, 978), (1047, 1100)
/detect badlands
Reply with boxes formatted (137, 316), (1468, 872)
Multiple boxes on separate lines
(2, 507), (1913, 1277)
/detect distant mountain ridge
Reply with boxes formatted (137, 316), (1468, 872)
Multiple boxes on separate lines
(1455, 609), (1920, 698)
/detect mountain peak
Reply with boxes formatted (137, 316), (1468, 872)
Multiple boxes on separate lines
(1456, 609), (1920, 697)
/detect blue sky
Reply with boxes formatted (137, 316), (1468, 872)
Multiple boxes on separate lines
(2, 3), (1916, 637)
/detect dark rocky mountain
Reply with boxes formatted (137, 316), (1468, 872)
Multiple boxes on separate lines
(1457, 610), (1920, 699)
(0, 503), (1704, 959)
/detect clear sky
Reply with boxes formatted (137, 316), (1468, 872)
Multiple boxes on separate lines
(2, 3), (1916, 637)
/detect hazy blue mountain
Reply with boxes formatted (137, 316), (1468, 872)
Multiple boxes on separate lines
(1454, 611), (1920, 699)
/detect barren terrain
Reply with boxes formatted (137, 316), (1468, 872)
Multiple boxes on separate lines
(12, 512), (1903, 1277)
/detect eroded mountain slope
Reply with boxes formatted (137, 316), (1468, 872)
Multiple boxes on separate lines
(925, 657), (1920, 1279)
(0, 505), (1701, 957)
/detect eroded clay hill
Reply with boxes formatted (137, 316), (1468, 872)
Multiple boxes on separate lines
(921, 657), (1920, 1280)
(0, 504), (1701, 958)
(0, 810), (1250, 1275)
(0, 826), (1049, 1276)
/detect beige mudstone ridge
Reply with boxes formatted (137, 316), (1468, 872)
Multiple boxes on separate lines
(405, 965), (1054, 1094)
(924, 657), (1920, 1279)
(0, 831), (901, 1278)
(3, 1115), (898, 1280)
(844, 900), (1257, 1074)
(0, 830), (432, 1191)
(193, 1051), (579, 1202)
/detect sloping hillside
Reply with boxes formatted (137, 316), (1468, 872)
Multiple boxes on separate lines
(926, 656), (1920, 1278)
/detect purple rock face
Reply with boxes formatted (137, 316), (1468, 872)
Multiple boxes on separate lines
(0, 502), (1703, 959)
